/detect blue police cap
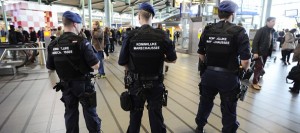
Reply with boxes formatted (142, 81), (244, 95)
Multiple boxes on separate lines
(63, 11), (82, 23)
(139, 2), (155, 17)
(219, 0), (238, 13)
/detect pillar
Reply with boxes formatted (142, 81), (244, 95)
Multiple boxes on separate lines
(105, 0), (112, 27)
(111, 2), (114, 27)
(120, 14), (123, 27)
(260, 0), (272, 28)
(265, 0), (272, 21)
(81, 0), (85, 26)
(180, 0), (190, 49)
(131, 7), (134, 26)
(88, 0), (92, 31)
(159, 11), (162, 22)
(1, 1), (8, 34)
(205, 0), (208, 14)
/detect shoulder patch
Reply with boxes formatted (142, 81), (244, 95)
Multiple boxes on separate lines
(204, 23), (215, 30)
(85, 41), (90, 46)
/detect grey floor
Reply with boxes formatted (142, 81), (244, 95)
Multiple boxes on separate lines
(0, 46), (300, 133)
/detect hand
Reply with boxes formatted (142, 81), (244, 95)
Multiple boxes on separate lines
(253, 54), (259, 59)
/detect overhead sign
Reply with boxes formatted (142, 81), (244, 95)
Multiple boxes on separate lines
(285, 9), (298, 17)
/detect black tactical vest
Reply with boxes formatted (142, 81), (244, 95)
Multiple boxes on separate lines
(204, 22), (243, 71)
(128, 27), (165, 76)
(49, 33), (92, 80)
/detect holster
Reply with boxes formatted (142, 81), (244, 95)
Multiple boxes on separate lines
(80, 91), (97, 108)
(124, 72), (133, 89)
(198, 82), (203, 95)
(238, 84), (248, 101)
(162, 87), (168, 107)
(199, 60), (207, 76)
(243, 69), (253, 80)
(238, 67), (246, 79)
(120, 91), (132, 111)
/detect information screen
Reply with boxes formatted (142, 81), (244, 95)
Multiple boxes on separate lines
(285, 9), (298, 17)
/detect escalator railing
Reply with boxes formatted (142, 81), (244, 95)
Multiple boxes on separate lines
(0, 42), (46, 68)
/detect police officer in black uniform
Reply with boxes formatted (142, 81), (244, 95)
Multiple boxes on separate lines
(195, 1), (251, 133)
(46, 11), (101, 133)
(118, 3), (177, 133)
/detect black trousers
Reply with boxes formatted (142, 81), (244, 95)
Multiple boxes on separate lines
(61, 80), (101, 133)
(127, 81), (166, 133)
(196, 70), (240, 133)
(109, 38), (115, 52)
(282, 49), (293, 62)
(104, 44), (109, 57)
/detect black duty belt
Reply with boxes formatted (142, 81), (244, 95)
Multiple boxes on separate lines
(129, 73), (161, 81)
(61, 75), (92, 82)
(139, 75), (159, 81)
(207, 66), (236, 73)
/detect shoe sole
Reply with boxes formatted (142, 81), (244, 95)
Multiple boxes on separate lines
(258, 84), (262, 87)
(252, 85), (261, 90)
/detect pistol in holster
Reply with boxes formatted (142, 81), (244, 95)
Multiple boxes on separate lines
(79, 83), (97, 108)
(238, 67), (246, 79)
(238, 84), (248, 101)
(80, 91), (97, 108)
(162, 85), (168, 107)
(199, 60), (207, 76)
(124, 71), (133, 89)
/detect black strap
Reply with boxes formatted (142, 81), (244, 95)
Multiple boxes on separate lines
(128, 28), (147, 71)
(55, 38), (84, 75)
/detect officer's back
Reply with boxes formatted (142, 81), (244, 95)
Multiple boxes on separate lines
(195, 1), (251, 133)
(118, 3), (176, 133)
(46, 11), (101, 133)
(123, 26), (173, 74)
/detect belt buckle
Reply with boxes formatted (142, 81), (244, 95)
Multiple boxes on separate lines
(133, 74), (139, 80)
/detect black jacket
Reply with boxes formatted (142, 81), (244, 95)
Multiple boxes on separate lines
(22, 30), (30, 43)
(30, 31), (37, 42)
(251, 26), (275, 56)
(8, 30), (17, 44)
(84, 30), (91, 42)
(8, 30), (24, 44)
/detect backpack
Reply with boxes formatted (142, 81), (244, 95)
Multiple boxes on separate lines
(286, 64), (300, 83)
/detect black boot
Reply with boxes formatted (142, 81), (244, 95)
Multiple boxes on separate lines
(289, 87), (299, 94)
(195, 127), (204, 133)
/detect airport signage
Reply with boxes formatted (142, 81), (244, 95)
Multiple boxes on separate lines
(285, 9), (298, 17)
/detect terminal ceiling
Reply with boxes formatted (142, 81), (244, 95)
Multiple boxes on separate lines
(52, 0), (179, 17)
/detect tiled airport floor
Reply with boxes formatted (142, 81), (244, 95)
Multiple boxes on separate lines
(0, 46), (300, 133)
